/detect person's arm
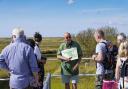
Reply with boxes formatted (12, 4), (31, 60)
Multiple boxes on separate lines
(34, 45), (41, 61)
(92, 52), (104, 62)
(28, 47), (40, 86)
(32, 72), (40, 86)
(57, 55), (71, 61)
(0, 47), (9, 70)
(92, 43), (104, 62)
(57, 44), (71, 61)
(73, 43), (83, 71)
(115, 58), (121, 82)
(72, 56), (82, 71)
(34, 45), (46, 65)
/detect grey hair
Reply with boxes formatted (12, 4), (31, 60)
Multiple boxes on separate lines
(12, 27), (24, 37)
(117, 33), (126, 41)
(64, 32), (71, 36)
(95, 29), (105, 38)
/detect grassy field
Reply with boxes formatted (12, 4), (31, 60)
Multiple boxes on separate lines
(0, 37), (96, 89)
(51, 76), (95, 89)
(47, 59), (96, 89)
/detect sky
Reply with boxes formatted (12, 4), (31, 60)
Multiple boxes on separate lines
(0, 0), (128, 37)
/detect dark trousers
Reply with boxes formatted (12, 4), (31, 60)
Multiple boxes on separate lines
(38, 63), (45, 89)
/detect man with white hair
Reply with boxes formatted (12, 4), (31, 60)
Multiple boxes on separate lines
(0, 27), (40, 89)
(11, 27), (26, 43)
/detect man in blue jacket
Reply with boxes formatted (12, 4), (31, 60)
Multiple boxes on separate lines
(0, 27), (40, 89)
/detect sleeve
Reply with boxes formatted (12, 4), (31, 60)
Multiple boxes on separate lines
(28, 47), (39, 72)
(57, 44), (63, 56)
(96, 43), (103, 53)
(0, 48), (9, 70)
(34, 45), (41, 61)
(76, 43), (83, 58)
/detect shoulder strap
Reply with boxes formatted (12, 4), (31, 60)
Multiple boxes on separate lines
(100, 42), (109, 53)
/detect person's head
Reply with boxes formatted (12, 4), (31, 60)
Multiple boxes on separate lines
(118, 40), (128, 57)
(33, 32), (42, 43)
(107, 41), (113, 48)
(94, 29), (105, 42)
(12, 27), (25, 41)
(117, 33), (126, 45)
(64, 32), (72, 44)
(27, 39), (35, 49)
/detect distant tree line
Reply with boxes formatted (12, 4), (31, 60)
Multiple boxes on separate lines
(74, 26), (119, 57)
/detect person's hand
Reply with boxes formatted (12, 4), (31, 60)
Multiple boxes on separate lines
(41, 59), (46, 64)
(92, 55), (97, 61)
(32, 73), (41, 87)
(115, 78), (119, 83)
(115, 80), (119, 83)
(30, 79), (38, 87)
(36, 80), (41, 87)
(32, 79), (41, 87)
(65, 57), (72, 62)
(73, 64), (78, 71)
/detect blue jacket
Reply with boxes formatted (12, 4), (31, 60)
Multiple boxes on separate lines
(0, 37), (39, 89)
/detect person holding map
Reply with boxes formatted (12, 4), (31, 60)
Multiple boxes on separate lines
(57, 32), (83, 89)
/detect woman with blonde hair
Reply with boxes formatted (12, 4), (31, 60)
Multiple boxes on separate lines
(115, 40), (128, 89)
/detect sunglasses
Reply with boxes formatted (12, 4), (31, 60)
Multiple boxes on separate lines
(65, 36), (71, 39)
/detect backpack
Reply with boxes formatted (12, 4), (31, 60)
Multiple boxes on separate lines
(100, 42), (115, 70)
(120, 59), (128, 88)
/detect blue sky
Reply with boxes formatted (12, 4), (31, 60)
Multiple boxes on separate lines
(0, 0), (128, 37)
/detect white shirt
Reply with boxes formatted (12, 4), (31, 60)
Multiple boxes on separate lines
(34, 45), (41, 61)
(95, 40), (107, 74)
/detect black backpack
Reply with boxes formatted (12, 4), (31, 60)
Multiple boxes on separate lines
(120, 59), (128, 88)
(100, 42), (115, 70)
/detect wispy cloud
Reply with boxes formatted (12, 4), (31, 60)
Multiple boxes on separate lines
(67, 0), (75, 5)
(82, 8), (123, 14)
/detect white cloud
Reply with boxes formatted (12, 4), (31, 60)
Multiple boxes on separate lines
(67, 0), (75, 5)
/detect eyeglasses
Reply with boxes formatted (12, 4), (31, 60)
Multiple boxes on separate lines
(65, 36), (71, 39)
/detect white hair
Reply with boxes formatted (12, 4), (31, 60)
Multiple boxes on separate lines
(12, 27), (24, 37)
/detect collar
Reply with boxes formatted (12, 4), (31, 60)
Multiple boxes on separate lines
(13, 37), (26, 43)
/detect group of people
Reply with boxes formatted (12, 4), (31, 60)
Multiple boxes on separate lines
(57, 29), (128, 89)
(57, 30), (128, 89)
(0, 27), (46, 89)
(0, 28), (83, 89)
(92, 30), (128, 89)
(0, 27), (128, 89)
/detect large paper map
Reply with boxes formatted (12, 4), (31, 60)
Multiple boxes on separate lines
(61, 47), (78, 60)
